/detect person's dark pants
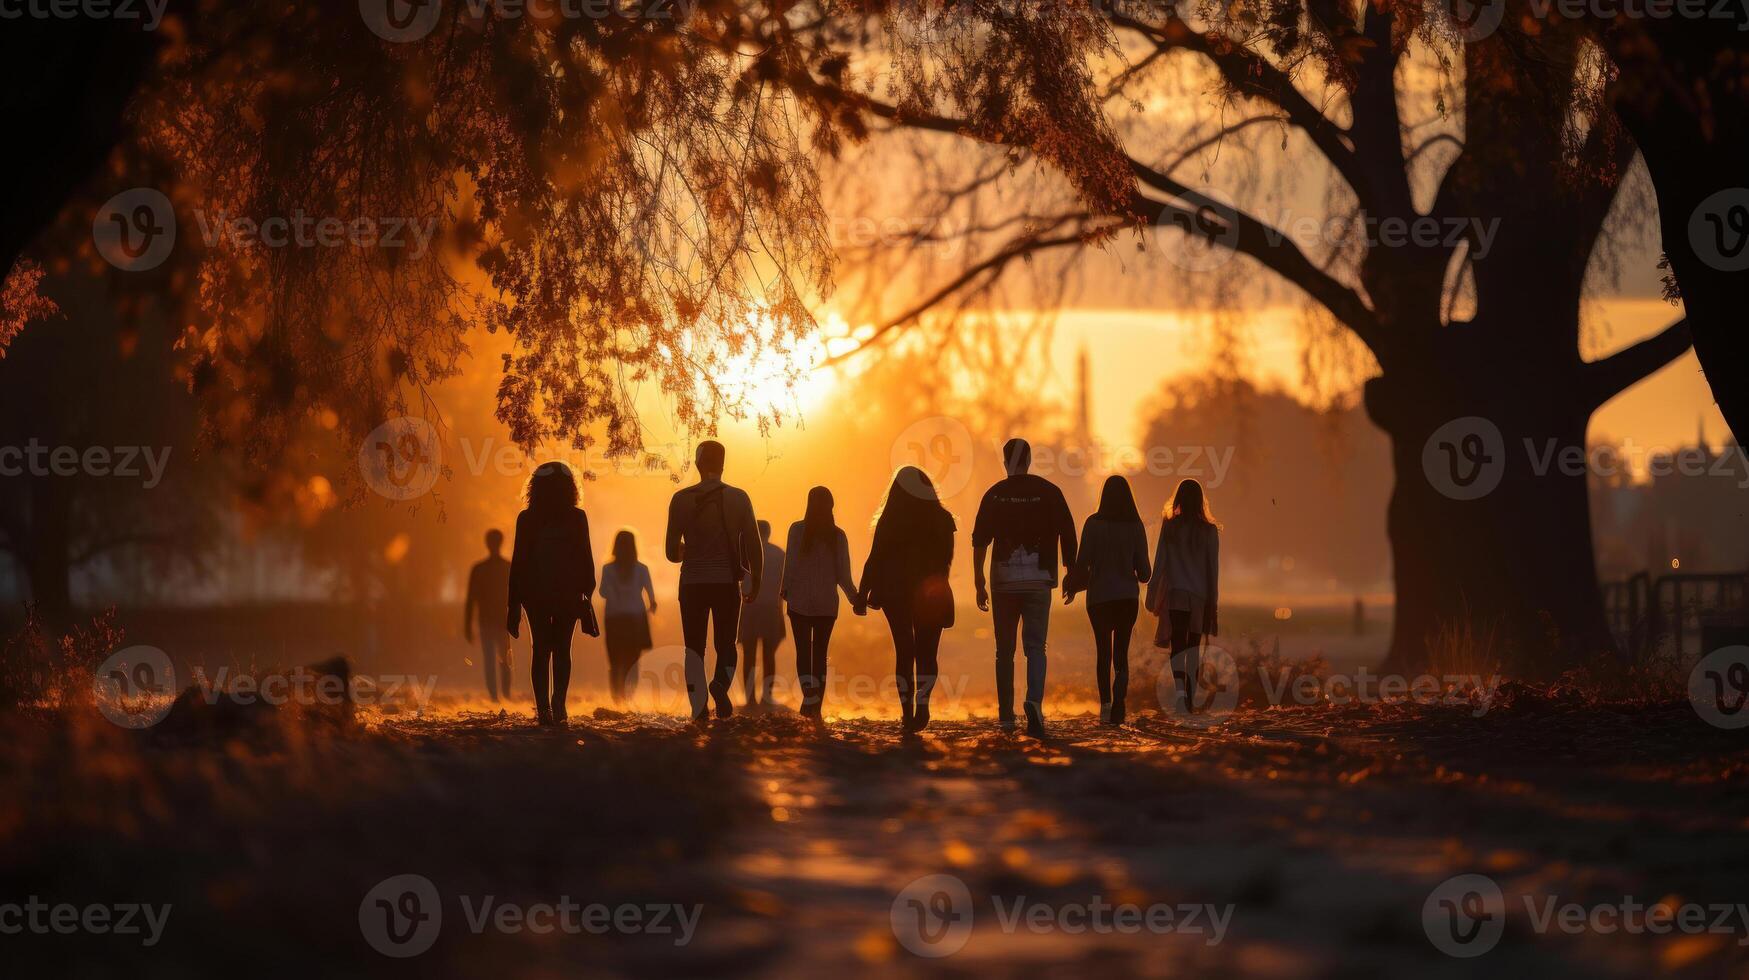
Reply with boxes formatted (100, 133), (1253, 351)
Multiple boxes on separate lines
(1168, 609), (1202, 713)
(680, 583), (741, 718)
(605, 644), (641, 702)
(788, 612), (837, 715)
(479, 627), (513, 700)
(740, 631), (782, 705)
(526, 606), (576, 720)
(991, 589), (1051, 725)
(884, 605), (942, 723)
(1087, 598), (1138, 719)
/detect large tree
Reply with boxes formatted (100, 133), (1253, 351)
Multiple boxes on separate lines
(790, 1), (1692, 672)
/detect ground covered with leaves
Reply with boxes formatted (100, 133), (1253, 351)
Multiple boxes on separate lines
(3, 683), (1746, 978)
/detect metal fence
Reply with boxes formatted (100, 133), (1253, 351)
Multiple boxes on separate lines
(1604, 570), (1749, 664)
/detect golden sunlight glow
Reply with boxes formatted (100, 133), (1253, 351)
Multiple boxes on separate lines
(706, 312), (847, 418)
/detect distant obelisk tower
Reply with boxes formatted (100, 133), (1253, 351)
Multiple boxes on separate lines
(1076, 344), (1092, 443)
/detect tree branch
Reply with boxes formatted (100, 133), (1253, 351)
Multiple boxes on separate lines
(1108, 11), (1376, 213)
(1583, 317), (1692, 408)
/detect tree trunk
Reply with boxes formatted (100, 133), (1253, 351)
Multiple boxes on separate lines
(1366, 361), (1615, 678)
(1607, 23), (1749, 444)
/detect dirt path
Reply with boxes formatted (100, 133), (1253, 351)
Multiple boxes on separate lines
(3, 696), (1746, 977)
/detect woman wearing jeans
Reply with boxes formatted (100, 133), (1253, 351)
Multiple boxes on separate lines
(1064, 475), (1151, 725)
(859, 467), (956, 734)
(780, 486), (864, 720)
(506, 462), (596, 727)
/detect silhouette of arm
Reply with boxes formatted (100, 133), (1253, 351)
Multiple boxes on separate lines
(1134, 523), (1152, 585)
(1054, 486), (1078, 572)
(739, 491), (763, 596)
(665, 491), (685, 564)
(970, 489), (993, 596)
(1069, 517), (1095, 591)
(506, 512), (527, 634)
(578, 510), (596, 597)
(1206, 529), (1220, 612)
(1145, 528), (1169, 613)
(639, 564), (656, 612)
(859, 520), (887, 605)
(836, 529), (859, 605)
(781, 524), (800, 597)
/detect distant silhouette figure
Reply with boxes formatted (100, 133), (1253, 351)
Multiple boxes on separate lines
(1064, 476), (1151, 726)
(463, 529), (514, 701)
(599, 529), (657, 703)
(972, 438), (1077, 737)
(506, 462), (597, 726)
(1353, 595), (1366, 636)
(860, 466), (956, 733)
(781, 487), (865, 720)
(1147, 478), (1221, 715)
(739, 520), (787, 708)
(665, 440), (763, 722)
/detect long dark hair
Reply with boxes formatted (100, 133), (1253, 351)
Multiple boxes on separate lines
(526, 461), (580, 515)
(1164, 478), (1219, 529)
(872, 466), (955, 538)
(612, 529), (638, 566)
(801, 486), (837, 554)
(1095, 475), (1142, 524)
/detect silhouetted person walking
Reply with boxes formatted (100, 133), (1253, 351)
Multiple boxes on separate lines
(739, 520), (786, 708)
(665, 440), (762, 722)
(1147, 478), (1221, 715)
(599, 529), (656, 703)
(506, 462), (596, 726)
(861, 466), (956, 733)
(972, 438), (1077, 737)
(464, 528), (514, 701)
(1064, 476), (1151, 726)
(781, 487), (864, 720)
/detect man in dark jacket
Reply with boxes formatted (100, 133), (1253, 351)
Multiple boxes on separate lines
(972, 438), (1077, 736)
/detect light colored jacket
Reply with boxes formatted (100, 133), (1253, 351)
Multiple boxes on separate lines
(1146, 519), (1219, 614)
(781, 522), (859, 618)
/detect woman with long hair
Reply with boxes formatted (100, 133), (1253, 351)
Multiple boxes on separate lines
(1146, 478), (1220, 715)
(598, 529), (656, 703)
(1064, 475), (1151, 725)
(779, 486), (864, 720)
(858, 466), (956, 733)
(506, 461), (596, 726)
